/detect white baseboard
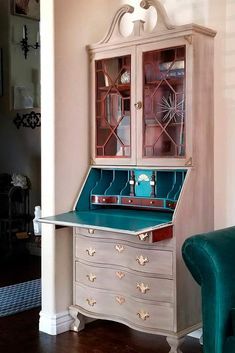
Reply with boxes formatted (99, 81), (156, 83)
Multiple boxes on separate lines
(39, 310), (73, 335)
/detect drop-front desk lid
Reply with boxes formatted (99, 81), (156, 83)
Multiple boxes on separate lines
(40, 208), (173, 235)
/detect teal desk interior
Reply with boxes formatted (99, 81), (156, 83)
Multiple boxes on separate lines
(41, 208), (172, 235)
(40, 167), (186, 234)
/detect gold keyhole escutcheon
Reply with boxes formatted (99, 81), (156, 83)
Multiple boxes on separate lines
(136, 255), (149, 266)
(134, 101), (142, 110)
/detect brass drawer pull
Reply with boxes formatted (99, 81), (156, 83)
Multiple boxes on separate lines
(115, 244), (124, 253)
(137, 282), (150, 294)
(86, 273), (96, 282)
(116, 296), (125, 305)
(137, 310), (150, 321)
(86, 247), (96, 256)
(136, 255), (149, 266)
(116, 271), (125, 279)
(86, 298), (96, 307)
(137, 233), (149, 241)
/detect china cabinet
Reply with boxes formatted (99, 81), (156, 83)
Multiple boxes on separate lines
(92, 41), (189, 167)
(41, 1), (216, 352)
(89, 1), (214, 168)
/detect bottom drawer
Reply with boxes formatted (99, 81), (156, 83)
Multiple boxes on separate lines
(75, 283), (174, 331)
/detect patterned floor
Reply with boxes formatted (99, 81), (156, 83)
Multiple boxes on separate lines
(0, 278), (41, 317)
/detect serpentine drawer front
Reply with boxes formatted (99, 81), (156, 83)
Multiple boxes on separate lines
(75, 260), (174, 302)
(75, 226), (173, 245)
(75, 235), (173, 276)
(75, 227), (153, 244)
(75, 283), (174, 331)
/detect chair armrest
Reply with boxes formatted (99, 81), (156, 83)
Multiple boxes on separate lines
(182, 226), (235, 353)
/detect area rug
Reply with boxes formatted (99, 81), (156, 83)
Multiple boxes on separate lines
(0, 278), (41, 317)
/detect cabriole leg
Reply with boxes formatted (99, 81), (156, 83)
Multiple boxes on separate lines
(166, 336), (185, 353)
(69, 305), (85, 332)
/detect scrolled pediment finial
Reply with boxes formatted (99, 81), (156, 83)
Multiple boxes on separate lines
(92, 1), (176, 47)
(140, 0), (175, 31)
(98, 4), (134, 44)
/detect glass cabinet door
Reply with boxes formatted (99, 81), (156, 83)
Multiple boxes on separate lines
(142, 46), (186, 159)
(95, 55), (131, 158)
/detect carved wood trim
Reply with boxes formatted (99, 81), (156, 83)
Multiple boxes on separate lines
(140, 0), (175, 31)
(184, 35), (193, 45)
(96, 1), (176, 46)
(185, 157), (193, 166)
(98, 5), (134, 44)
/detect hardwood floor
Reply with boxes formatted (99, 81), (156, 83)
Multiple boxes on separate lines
(0, 308), (202, 353)
(0, 253), (202, 353)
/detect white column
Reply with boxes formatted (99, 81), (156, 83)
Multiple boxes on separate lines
(39, 0), (121, 335)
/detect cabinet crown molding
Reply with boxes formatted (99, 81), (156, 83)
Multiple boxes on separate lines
(88, 1), (216, 51)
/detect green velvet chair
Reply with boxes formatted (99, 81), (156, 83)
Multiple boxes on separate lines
(182, 227), (235, 353)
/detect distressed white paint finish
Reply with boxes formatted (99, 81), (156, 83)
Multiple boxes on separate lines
(74, 283), (174, 332)
(72, 4), (215, 353)
(75, 235), (173, 275)
(75, 260), (174, 302)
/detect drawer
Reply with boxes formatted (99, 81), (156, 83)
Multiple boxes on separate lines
(75, 283), (174, 331)
(120, 197), (164, 208)
(141, 198), (164, 208)
(75, 227), (152, 244)
(74, 226), (173, 245)
(75, 261), (174, 302)
(91, 195), (118, 204)
(121, 197), (142, 206)
(166, 200), (176, 210)
(75, 236), (173, 276)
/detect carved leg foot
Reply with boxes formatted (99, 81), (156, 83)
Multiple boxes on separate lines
(69, 305), (85, 332)
(166, 336), (185, 353)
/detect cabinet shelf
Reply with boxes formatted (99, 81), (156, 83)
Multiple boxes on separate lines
(144, 120), (184, 127)
(144, 77), (184, 87)
(98, 84), (130, 92)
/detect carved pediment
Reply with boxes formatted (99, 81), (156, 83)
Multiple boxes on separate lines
(98, 0), (175, 45)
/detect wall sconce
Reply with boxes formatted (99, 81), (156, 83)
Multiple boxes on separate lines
(20, 25), (40, 59)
